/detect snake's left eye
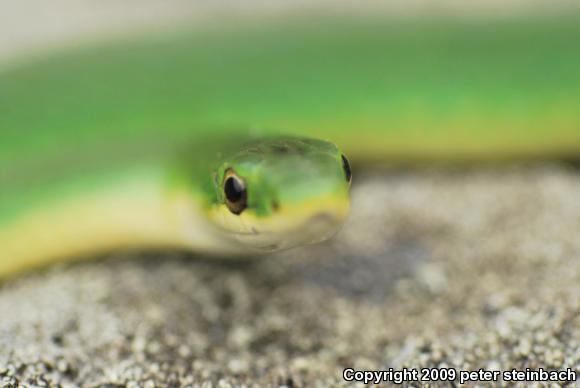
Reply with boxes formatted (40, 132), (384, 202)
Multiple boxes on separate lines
(341, 154), (352, 184)
(223, 169), (247, 215)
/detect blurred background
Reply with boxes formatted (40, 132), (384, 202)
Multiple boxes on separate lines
(2, 0), (577, 63)
(2, 0), (580, 167)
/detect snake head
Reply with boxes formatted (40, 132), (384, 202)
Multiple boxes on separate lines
(208, 137), (351, 251)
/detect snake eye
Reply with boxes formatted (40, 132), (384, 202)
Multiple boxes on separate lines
(341, 154), (352, 184)
(223, 169), (247, 215)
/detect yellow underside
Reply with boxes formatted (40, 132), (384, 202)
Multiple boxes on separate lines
(0, 177), (238, 278)
(0, 174), (350, 278)
(208, 193), (350, 250)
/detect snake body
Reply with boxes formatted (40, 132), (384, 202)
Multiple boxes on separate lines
(1, 13), (580, 276)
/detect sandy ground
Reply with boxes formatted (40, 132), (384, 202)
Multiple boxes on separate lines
(0, 166), (579, 386)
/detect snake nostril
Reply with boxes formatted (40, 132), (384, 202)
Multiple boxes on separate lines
(271, 200), (280, 212)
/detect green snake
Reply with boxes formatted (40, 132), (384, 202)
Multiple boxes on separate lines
(1, 13), (580, 277)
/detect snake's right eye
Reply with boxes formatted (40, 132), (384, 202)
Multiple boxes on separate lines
(223, 169), (247, 215)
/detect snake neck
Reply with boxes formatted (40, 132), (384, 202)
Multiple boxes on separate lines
(0, 172), (243, 278)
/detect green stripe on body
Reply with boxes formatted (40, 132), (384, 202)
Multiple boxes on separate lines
(1, 14), (580, 223)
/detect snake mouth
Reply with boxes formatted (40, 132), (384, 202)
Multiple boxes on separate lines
(231, 212), (337, 236)
(308, 212), (336, 226)
(208, 190), (350, 252)
(229, 210), (347, 251)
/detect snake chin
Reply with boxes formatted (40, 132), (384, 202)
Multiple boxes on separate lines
(231, 211), (346, 252)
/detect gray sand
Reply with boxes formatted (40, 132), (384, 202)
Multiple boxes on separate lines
(0, 165), (579, 386)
